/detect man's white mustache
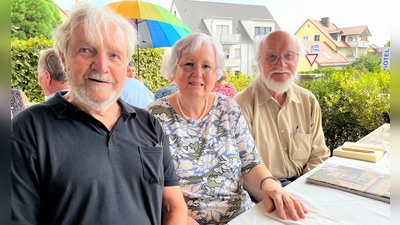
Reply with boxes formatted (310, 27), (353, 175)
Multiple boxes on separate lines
(85, 73), (115, 84)
(268, 69), (293, 77)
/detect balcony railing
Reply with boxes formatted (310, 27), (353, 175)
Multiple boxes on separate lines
(346, 41), (369, 48)
(225, 58), (241, 67)
(214, 34), (242, 45)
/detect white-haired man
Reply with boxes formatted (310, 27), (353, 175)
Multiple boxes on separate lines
(11, 3), (187, 224)
(235, 30), (330, 201)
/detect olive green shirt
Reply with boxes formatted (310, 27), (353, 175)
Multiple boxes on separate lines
(234, 77), (330, 179)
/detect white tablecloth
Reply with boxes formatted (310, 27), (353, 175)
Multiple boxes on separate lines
(229, 124), (390, 225)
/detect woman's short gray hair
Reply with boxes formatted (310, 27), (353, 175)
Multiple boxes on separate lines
(52, 2), (137, 61)
(168, 33), (225, 80)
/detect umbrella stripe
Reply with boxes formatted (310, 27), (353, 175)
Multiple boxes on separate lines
(153, 5), (191, 30)
(106, 0), (190, 30)
(137, 1), (165, 21)
(147, 20), (181, 48)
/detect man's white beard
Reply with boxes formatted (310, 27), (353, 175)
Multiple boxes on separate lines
(67, 72), (119, 112)
(261, 69), (296, 94)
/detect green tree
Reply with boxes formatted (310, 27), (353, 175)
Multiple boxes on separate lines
(351, 54), (381, 73)
(384, 40), (390, 47)
(11, 0), (62, 40)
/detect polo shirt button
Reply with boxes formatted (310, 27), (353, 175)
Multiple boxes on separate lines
(281, 130), (284, 133)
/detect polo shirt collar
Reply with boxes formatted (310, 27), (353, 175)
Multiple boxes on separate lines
(48, 92), (137, 119)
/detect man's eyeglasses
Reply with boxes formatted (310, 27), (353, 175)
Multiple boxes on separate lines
(259, 53), (299, 64)
(177, 62), (215, 76)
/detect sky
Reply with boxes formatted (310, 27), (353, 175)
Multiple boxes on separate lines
(54, 0), (390, 46)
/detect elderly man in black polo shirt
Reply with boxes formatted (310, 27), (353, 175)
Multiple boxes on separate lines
(11, 3), (187, 225)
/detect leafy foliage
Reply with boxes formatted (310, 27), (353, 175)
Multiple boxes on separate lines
(226, 72), (256, 92)
(301, 70), (390, 152)
(351, 54), (381, 73)
(131, 48), (168, 92)
(11, 37), (53, 102)
(11, 0), (62, 40)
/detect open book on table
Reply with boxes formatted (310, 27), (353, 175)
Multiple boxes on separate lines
(306, 163), (390, 203)
(332, 142), (385, 162)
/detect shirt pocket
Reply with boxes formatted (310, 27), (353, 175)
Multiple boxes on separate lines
(291, 132), (312, 162)
(139, 146), (163, 184)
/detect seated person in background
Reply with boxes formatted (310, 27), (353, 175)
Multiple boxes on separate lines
(234, 30), (330, 201)
(127, 61), (136, 79)
(146, 32), (308, 224)
(37, 48), (70, 100)
(212, 68), (238, 98)
(127, 61), (153, 93)
(154, 48), (178, 100)
(120, 73), (154, 108)
(11, 88), (30, 117)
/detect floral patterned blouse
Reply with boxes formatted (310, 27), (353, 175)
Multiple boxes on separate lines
(145, 94), (262, 224)
(154, 84), (179, 100)
(212, 82), (238, 98)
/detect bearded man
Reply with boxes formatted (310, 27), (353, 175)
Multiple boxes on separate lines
(234, 30), (330, 202)
(11, 3), (187, 224)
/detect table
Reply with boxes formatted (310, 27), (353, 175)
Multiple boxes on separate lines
(228, 123), (390, 225)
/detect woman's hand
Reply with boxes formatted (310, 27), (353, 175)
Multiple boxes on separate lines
(261, 179), (308, 220)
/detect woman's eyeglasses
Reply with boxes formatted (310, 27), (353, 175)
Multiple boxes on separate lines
(177, 62), (215, 75)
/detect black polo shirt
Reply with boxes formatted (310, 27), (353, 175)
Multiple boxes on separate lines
(11, 92), (179, 225)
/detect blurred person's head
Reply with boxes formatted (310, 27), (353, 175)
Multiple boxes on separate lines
(160, 48), (174, 82)
(127, 61), (136, 78)
(37, 48), (69, 99)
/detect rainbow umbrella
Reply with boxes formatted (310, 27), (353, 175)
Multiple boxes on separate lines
(105, 0), (192, 48)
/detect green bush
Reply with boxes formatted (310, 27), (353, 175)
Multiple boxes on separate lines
(301, 70), (390, 152)
(131, 48), (167, 92)
(11, 37), (53, 102)
(226, 71), (256, 92)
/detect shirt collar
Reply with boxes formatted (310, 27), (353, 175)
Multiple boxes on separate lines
(45, 89), (70, 101)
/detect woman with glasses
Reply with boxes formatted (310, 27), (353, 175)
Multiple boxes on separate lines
(145, 33), (307, 224)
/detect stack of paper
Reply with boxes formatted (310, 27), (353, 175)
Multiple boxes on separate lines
(333, 142), (385, 162)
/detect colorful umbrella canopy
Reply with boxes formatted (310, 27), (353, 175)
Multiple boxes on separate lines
(105, 0), (191, 48)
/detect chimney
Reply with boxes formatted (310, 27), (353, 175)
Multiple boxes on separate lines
(321, 17), (330, 28)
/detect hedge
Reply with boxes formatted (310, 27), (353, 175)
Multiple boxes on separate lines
(301, 70), (390, 152)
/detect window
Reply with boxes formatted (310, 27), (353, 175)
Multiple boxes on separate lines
(314, 34), (320, 41)
(307, 24), (310, 28)
(216, 25), (229, 34)
(255, 26), (271, 35)
(235, 48), (241, 58)
(303, 36), (309, 41)
(224, 48), (230, 59)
